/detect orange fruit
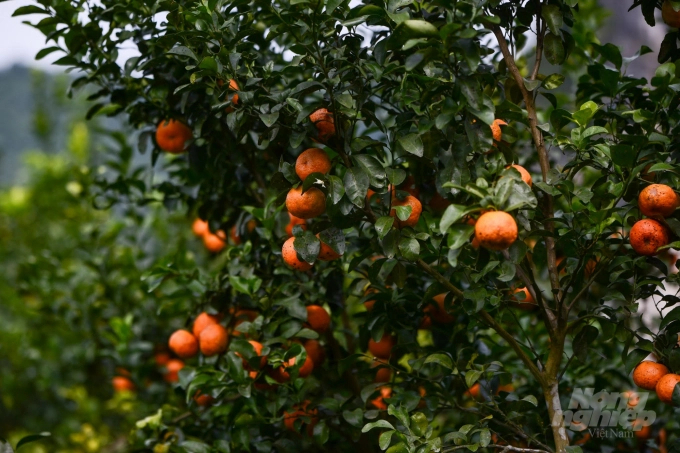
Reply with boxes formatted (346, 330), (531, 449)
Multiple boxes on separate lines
(367, 188), (376, 200)
(639, 184), (679, 218)
(424, 293), (455, 324)
(498, 384), (514, 394)
(390, 195), (422, 228)
(285, 213), (307, 237)
(282, 237), (312, 271)
(475, 211), (518, 251)
(466, 383), (482, 400)
(192, 219), (209, 237)
(286, 186), (326, 219)
(584, 258), (598, 278)
(363, 288), (378, 311)
(228, 79), (239, 105)
(630, 219), (669, 256)
(368, 334), (395, 359)
(271, 355), (315, 382)
(199, 324), (229, 356)
(154, 351), (171, 366)
(622, 390), (640, 407)
(295, 148), (332, 182)
(193, 312), (223, 338)
(203, 230), (226, 253)
(513, 287), (536, 309)
(309, 108), (335, 142)
(374, 366), (391, 383)
(194, 391), (214, 407)
(164, 359), (185, 383)
(156, 119), (192, 154)
(112, 376), (135, 392)
(306, 305), (331, 333)
(303, 339), (326, 366)
(230, 219), (257, 245)
(237, 340), (267, 370)
(169, 330), (199, 358)
(491, 119), (507, 142)
(283, 400), (318, 436)
(633, 361), (670, 390)
(317, 235), (341, 261)
(508, 164), (532, 187)
(370, 387), (392, 410)
(663, 0), (680, 27)
(633, 419), (651, 440)
(656, 373), (680, 404)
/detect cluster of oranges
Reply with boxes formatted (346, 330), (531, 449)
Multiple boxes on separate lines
(630, 184), (678, 256)
(633, 360), (680, 404)
(191, 218), (257, 253)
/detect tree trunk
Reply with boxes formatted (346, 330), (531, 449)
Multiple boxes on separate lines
(543, 378), (569, 453)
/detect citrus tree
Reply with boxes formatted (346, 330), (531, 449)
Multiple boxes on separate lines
(10, 0), (680, 451)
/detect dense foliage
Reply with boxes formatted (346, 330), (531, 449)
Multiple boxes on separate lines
(8, 0), (680, 452)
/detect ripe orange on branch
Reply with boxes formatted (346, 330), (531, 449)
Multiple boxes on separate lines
(199, 324), (229, 356)
(192, 219), (209, 237)
(112, 376), (135, 392)
(286, 186), (326, 219)
(633, 361), (669, 390)
(508, 164), (532, 187)
(309, 108), (335, 142)
(317, 234), (341, 261)
(630, 219), (669, 256)
(282, 237), (312, 271)
(164, 359), (185, 383)
(303, 339), (326, 366)
(474, 211), (518, 251)
(169, 330), (199, 358)
(271, 355), (314, 382)
(656, 373), (680, 404)
(306, 305), (331, 333)
(295, 148), (331, 181)
(285, 213), (308, 237)
(638, 184), (679, 218)
(368, 333), (395, 359)
(193, 312), (223, 337)
(156, 119), (192, 154)
(390, 195), (422, 228)
(203, 229), (226, 253)
(283, 400), (318, 436)
(663, 0), (680, 28)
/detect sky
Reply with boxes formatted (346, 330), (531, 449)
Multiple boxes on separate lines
(0, 0), (61, 71)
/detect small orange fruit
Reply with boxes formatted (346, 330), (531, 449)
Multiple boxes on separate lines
(295, 148), (332, 182)
(283, 400), (318, 436)
(192, 219), (209, 237)
(306, 305), (331, 333)
(317, 235), (341, 261)
(630, 219), (669, 256)
(237, 340), (266, 370)
(633, 361), (670, 390)
(368, 334), (395, 359)
(422, 293), (455, 325)
(369, 387), (392, 410)
(639, 184), (679, 218)
(164, 359), (185, 383)
(656, 373), (680, 404)
(156, 119), (192, 154)
(390, 195), (422, 228)
(286, 186), (326, 219)
(169, 330), (199, 358)
(203, 230), (226, 253)
(491, 119), (507, 142)
(475, 211), (518, 251)
(513, 287), (536, 309)
(663, 0), (680, 28)
(309, 108), (335, 142)
(282, 237), (312, 271)
(194, 391), (214, 407)
(154, 351), (171, 366)
(303, 339), (326, 366)
(228, 79), (239, 105)
(199, 324), (229, 356)
(193, 312), (222, 338)
(112, 376), (135, 392)
(230, 220), (257, 245)
(272, 355), (315, 382)
(509, 164), (532, 187)
(466, 383), (482, 400)
(374, 366), (391, 383)
(285, 213), (308, 237)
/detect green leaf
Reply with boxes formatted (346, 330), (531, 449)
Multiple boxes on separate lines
(542, 4), (563, 34)
(624, 349), (651, 374)
(379, 430), (395, 450)
(344, 167), (370, 207)
(542, 73), (565, 90)
(16, 433), (50, 450)
(343, 408), (364, 427)
(424, 353), (453, 369)
(610, 145), (635, 168)
(168, 46), (198, 61)
(12, 5), (47, 15)
(398, 133), (424, 157)
(180, 441), (211, 453)
(259, 112), (279, 128)
(544, 33), (565, 65)
(572, 101), (599, 126)
(375, 216), (395, 239)
(465, 370), (482, 388)
(387, 405), (410, 429)
(354, 154), (386, 188)
(294, 230), (321, 263)
(327, 175), (345, 204)
(362, 420), (395, 432)
(393, 205), (412, 221)
(439, 204), (468, 233)
(398, 237), (420, 261)
(318, 227), (345, 255)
